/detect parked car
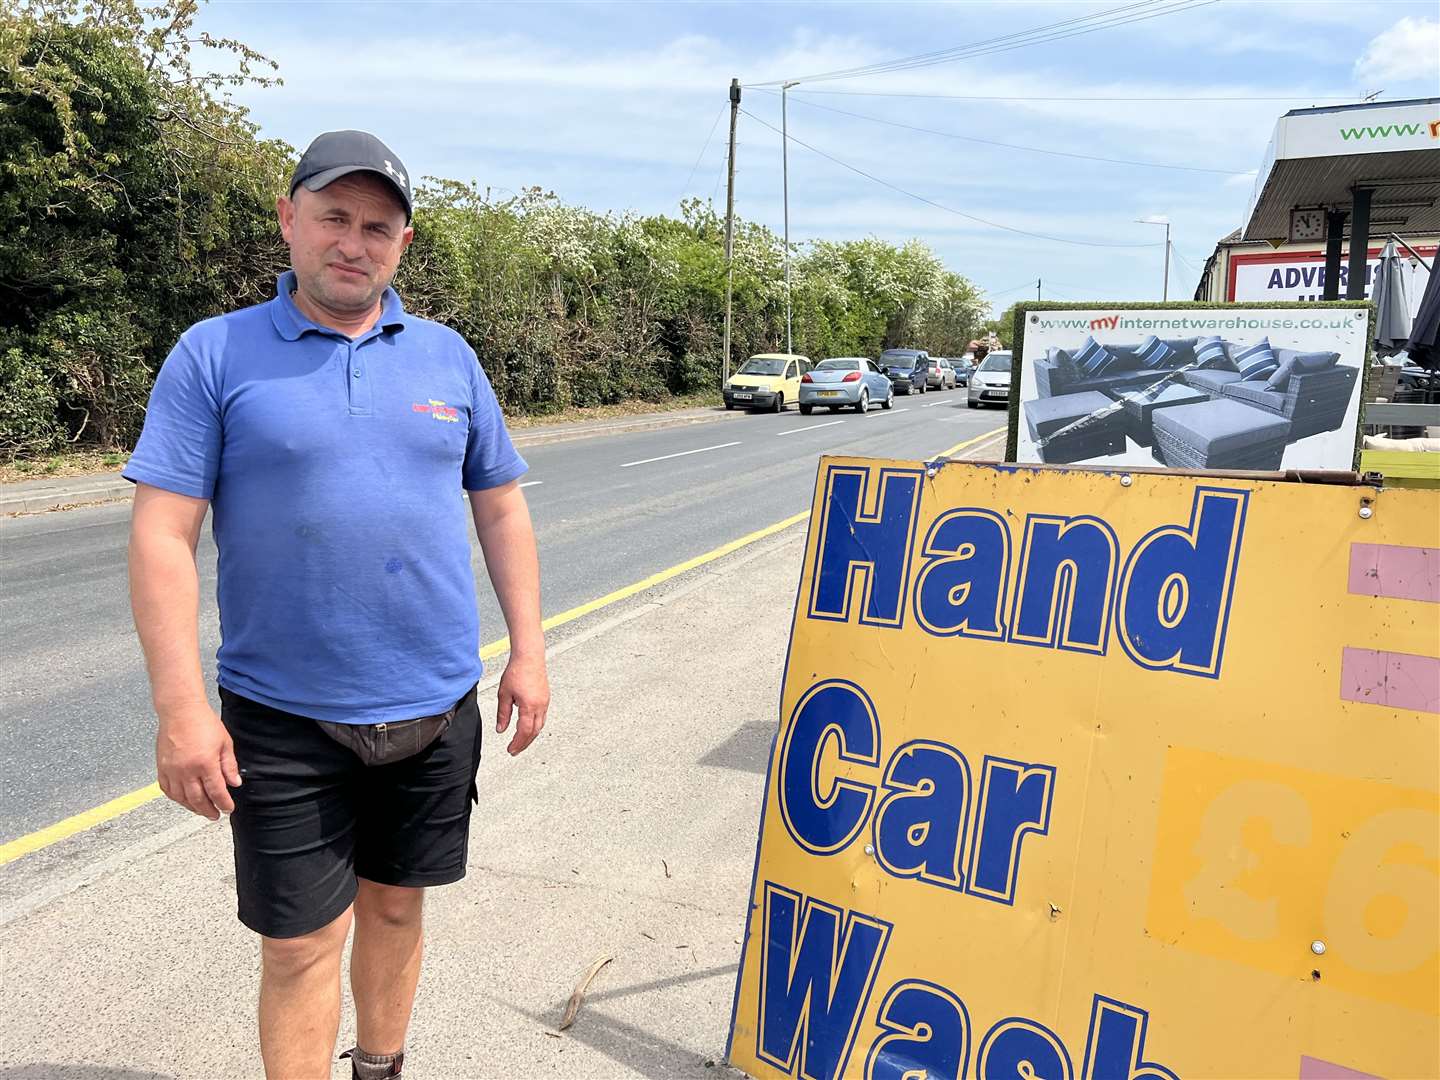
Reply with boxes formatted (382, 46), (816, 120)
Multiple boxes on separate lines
(922, 356), (957, 390)
(800, 357), (894, 414)
(952, 356), (975, 386)
(967, 350), (1013, 408)
(879, 348), (929, 395)
(723, 353), (810, 412)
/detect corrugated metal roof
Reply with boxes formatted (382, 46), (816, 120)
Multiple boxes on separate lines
(1246, 152), (1440, 240)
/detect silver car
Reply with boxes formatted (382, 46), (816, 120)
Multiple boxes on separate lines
(967, 350), (1013, 408)
(925, 356), (958, 390)
(799, 357), (894, 414)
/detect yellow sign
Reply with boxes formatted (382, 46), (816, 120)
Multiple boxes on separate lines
(727, 458), (1439, 1080)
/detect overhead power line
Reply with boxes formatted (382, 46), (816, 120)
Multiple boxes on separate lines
(738, 107), (1162, 251)
(680, 107), (726, 203)
(759, 89), (1250, 175)
(711, 140), (729, 204)
(987, 280), (1045, 298)
(1171, 248), (1205, 275)
(752, 0), (1163, 84)
(1045, 278), (1111, 293)
(750, 0), (1216, 87)
(791, 89), (1357, 103)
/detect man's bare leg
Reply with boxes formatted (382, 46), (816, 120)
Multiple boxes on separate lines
(350, 880), (425, 1060)
(259, 905), (354, 1080)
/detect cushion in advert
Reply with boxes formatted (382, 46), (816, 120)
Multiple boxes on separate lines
(1045, 347), (1081, 380)
(1072, 336), (1119, 377)
(1194, 336), (1233, 370)
(1153, 399), (1290, 456)
(1224, 379), (1287, 409)
(1232, 338), (1279, 382)
(1265, 349), (1341, 390)
(1135, 334), (1177, 369)
(1187, 368), (1245, 395)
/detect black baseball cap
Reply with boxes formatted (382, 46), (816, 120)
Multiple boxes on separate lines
(289, 130), (413, 221)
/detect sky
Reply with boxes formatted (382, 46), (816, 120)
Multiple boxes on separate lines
(199, 0), (1440, 314)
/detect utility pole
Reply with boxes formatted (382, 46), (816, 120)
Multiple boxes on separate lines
(1163, 220), (1171, 301)
(782, 80), (799, 355)
(722, 78), (740, 385)
(1036, 278), (1041, 300)
(1136, 216), (1171, 300)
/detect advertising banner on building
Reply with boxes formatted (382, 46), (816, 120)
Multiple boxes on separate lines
(726, 458), (1438, 1080)
(1266, 100), (1440, 161)
(1014, 307), (1369, 472)
(1228, 248), (1433, 303)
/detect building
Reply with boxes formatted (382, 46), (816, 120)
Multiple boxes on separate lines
(1194, 98), (1438, 304)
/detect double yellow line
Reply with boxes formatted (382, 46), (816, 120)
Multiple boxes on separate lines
(0, 426), (1005, 868)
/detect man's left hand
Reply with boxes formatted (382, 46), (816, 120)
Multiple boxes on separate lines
(496, 653), (549, 756)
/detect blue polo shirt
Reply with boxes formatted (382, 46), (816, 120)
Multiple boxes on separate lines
(124, 271), (527, 724)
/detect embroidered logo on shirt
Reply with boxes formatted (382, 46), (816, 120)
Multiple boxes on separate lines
(412, 400), (460, 422)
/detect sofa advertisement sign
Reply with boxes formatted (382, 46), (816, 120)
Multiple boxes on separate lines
(1016, 307), (1369, 471)
(725, 458), (1438, 1080)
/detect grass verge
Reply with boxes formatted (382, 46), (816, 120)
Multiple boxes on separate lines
(0, 450), (132, 485)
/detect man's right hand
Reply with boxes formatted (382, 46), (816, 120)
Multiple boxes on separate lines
(156, 704), (242, 820)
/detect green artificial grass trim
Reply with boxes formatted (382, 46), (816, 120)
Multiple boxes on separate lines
(1002, 300), (1378, 470)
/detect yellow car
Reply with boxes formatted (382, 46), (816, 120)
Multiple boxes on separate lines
(723, 353), (811, 413)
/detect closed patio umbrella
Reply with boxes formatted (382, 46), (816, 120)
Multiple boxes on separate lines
(1372, 238), (1412, 358)
(1404, 251), (1440, 370)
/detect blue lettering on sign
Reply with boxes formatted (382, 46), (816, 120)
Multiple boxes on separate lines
(978, 1018), (1075, 1080)
(1267, 269), (1283, 289)
(866, 980), (971, 1080)
(779, 677), (1058, 902)
(783, 685), (881, 852)
(809, 466), (924, 628)
(1117, 487), (1248, 678)
(873, 740), (971, 891)
(914, 509), (1011, 640)
(778, 680), (882, 856)
(1008, 515), (1118, 654)
(757, 882), (893, 1080)
(1080, 997), (1179, 1080)
(746, 884), (1182, 1079)
(808, 470), (1250, 682)
(966, 757), (1057, 905)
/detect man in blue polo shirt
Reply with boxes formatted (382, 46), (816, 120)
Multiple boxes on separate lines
(125, 130), (547, 1080)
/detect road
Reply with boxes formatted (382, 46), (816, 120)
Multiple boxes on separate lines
(0, 395), (1003, 850)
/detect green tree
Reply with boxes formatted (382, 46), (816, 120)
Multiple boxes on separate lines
(1, 0), (289, 457)
(983, 300), (1024, 348)
(1, 1), (992, 458)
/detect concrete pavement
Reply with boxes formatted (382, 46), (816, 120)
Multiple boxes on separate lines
(1, 524), (803, 1079)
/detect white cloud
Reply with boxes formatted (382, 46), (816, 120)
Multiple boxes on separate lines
(1354, 17), (1440, 83)
(209, 2), (1411, 301)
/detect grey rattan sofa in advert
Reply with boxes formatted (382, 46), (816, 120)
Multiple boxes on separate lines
(1024, 334), (1360, 468)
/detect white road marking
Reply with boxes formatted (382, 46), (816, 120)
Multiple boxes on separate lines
(519, 481), (543, 488)
(619, 441), (742, 469)
(922, 401), (945, 408)
(776, 420), (844, 437)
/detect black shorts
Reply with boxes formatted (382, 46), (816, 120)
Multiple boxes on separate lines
(219, 684), (482, 939)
